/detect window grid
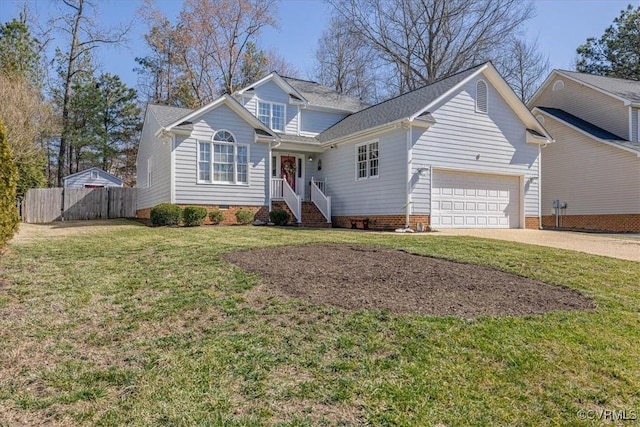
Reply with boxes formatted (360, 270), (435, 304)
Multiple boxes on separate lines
(257, 100), (285, 132)
(356, 141), (379, 180)
(198, 130), (249, 185)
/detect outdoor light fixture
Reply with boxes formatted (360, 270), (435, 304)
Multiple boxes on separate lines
(417, 167), (429, 176)
(308, 155), (314, 162)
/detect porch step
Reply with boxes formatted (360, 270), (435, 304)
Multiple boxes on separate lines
(271, 201), (331, 228)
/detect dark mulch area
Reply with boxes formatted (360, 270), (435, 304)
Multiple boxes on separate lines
(222, 244), (595, 318)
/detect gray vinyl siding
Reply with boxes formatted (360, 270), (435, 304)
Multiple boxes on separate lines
(243, 81), (298, 134)
(64, 169), (122, 188)
(541, 118), (640, 215)
(173, 104), (268, 206)
(534, 76), (628, 140)
(136, 110), (172, 209)
(300, 109), (347, 135)
(320, 127), (407, 216)
(411, 77), (539, 217)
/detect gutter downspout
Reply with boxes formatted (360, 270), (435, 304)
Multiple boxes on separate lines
(538, 144), (542, 229)
(267, 142), (272, 213)
(406, 122), (412, 228)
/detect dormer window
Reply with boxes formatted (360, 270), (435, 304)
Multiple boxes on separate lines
(476, 80), (488, 113)
(257, 100), (285, 132)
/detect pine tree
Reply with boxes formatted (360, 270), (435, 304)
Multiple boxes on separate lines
(0, 118), (19, 249)
(576, 5), (640, 80)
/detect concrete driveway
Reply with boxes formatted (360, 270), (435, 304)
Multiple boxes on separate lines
(433, 229), (640, 262)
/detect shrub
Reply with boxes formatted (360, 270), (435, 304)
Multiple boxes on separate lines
(269, 209), (289, 226)
(182, 206), (207, 227)
(150, 203), (182, 226)
(0, 119), (19, 249)
(235, 209), (254, 225)
(208, 210), (224, 225)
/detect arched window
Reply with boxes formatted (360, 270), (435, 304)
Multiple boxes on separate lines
(552, 80), (565, 91)
(198, 130), (249, 184)
(213, 130), (235, 143)
(476, 80), (488, 113)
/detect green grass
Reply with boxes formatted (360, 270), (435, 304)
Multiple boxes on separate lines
(1, 221), (639, 426)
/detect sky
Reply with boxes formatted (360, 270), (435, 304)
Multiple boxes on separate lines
(0, 0), (637, 91)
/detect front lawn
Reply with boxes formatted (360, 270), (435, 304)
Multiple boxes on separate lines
(1, 221), (638, 426)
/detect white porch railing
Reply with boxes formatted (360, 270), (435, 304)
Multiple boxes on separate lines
(311, 177), (331, 223)
(271, 178), (284, 199)
(282, 179), (302, 223)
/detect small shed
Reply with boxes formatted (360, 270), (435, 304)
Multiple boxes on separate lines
(63, 167), (124, 188)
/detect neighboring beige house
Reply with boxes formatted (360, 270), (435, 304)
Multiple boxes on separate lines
(529, 70), (640, 232)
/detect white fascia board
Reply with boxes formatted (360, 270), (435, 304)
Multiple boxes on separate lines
(271, 142), (325, 153)
(554, 70), (631, 105)
(534, 107), (640, 157)
(236, 72), (309, 105)
(410, 64), (489, 121)
(160, 95), (277, 139)
(162, 96), (227, 131)
(482, 65), (553, 141)
(527, 70), (561, 109)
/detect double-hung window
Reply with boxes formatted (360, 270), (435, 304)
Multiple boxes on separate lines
(198, 130), (249, 185)
(356, 140), (379, 180)
(257, 100), (285, 132)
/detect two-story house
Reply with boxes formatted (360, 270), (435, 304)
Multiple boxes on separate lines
(530, 70), (640, 232)
(137, 62), (552, 230)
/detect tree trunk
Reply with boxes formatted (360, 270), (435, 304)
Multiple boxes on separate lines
(57, 0), (83, 187)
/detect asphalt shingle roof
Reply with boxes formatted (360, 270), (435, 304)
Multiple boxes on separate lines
(538, 107), (640, 153)
(317, 63), (485, 143)
(148, 104), (193, 127)
(281, 77), (369, 112)
(558, 70), (640, 103)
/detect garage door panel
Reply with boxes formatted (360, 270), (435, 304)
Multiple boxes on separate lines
(432, 170), (520, 229)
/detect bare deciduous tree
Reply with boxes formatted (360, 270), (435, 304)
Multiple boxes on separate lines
(495, 37), (550, 103)
(178, 0), (278, 103)
(315, 13), (377, 102)
(329, 0), (534, 95)
(53, 0), (130, 186)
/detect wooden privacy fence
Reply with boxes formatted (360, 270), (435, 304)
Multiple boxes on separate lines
(22, 187), (137, 223)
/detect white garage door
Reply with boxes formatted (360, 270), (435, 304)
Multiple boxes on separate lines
(431, 170), (520, 229)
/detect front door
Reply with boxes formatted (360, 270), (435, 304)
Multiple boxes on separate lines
(280, 155), (297, 191)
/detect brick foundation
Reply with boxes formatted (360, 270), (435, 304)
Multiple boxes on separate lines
(525, 217), (540, 230)
(541, 214), (640, 233)
(137, 204), (268, 225)
(331, 215), (431, 231)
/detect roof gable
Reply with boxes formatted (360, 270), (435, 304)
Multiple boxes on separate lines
(63, 166), (122, 183)
(281, 76), (369, 112)
(318, 62), (551, 144)
(159, 95), (277, 139)
(530, 70), (640, 107)
(235, 72), (308, 104)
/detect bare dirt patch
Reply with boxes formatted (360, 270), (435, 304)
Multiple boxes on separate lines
(223, 244), (594, 318)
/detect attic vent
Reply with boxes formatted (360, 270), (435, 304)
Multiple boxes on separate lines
(536, 115), (545, 124)
(476, 80), (488, 113)
(552, 80), (565, 91)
